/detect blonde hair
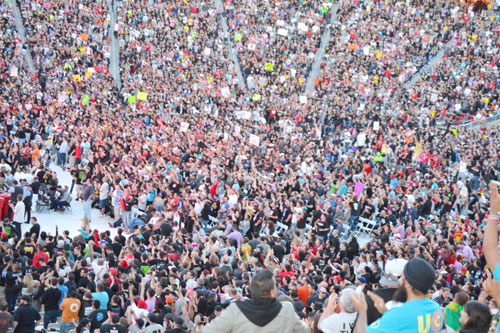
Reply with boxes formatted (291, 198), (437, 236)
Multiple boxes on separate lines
(82, 216), (90, 226)
(23, 274), (34, 294)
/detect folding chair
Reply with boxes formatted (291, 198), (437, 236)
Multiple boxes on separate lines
(357, 217), (377, 236)
(47, 323), (60, 332)
(35, 200), (50, 213)
(276, 222), (288, 235)
(339, 224), (352, 241)
(207, 215), (219, 229)
(62, 205), (73, 214)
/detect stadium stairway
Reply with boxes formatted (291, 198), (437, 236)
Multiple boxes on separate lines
(402, 38), (454, 90)
(214, 0), (247, 90)
(108, 0), (121, 89)
(383, 11), (479, 111)
(8, 0), (35, 74)
(305, 1), (341, 94)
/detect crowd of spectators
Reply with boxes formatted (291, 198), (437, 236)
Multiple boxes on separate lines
(0, 0), (499, 332)
(314, 0), (499, 125)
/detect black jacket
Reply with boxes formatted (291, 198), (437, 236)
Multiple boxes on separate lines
(40, 287), (62, 311)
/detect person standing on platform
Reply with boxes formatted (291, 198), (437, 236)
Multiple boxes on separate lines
(83, 179), (94, 223)
(10, 194), (25, 238)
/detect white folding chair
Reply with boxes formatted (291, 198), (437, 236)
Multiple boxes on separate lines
(240, 220), (250, 235)
(357, 217), (377, 236)
(207, 215), (219, 229)
(339, 224), (351, 241)
(276, 222), (288, 235)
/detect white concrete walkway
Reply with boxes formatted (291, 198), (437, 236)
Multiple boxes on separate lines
(214, 0), (247, 90)
(305, 2), (340, 94)
(108, 0), (121, 88)
(8, 0), (35, 73)
(20, 165), (117, 238)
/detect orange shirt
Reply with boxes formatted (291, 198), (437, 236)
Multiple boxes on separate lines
(31, 147), (40, 162)
(297, 285), (311, 306)
(60, 297), (81, 323)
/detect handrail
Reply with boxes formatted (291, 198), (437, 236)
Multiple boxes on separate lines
(460, 113), (500, 130)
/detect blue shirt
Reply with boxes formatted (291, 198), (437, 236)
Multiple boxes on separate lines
(367, 298), (443, 333)
(493, 262), (500, 282)
(57, 285), (68, 307)
(92, 291), (109, 309)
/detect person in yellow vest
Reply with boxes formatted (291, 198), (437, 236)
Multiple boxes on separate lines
(60, 290), (81, 333)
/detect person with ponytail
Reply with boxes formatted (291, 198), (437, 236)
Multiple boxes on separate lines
(75, 318), (91, 333)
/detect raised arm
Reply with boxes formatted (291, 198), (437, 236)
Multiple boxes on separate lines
(484, 182), (500, 274)
(318, 293), (337, 329)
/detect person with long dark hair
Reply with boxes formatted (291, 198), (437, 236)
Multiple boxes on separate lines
(75, 318), (91, 333)
(347, 236), (359, 260)
(458, 301), (492, 333)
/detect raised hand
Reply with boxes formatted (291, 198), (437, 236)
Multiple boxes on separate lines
(490, 181), (500, 215)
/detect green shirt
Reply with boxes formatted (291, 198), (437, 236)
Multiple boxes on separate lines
(445, 302), (463, 331)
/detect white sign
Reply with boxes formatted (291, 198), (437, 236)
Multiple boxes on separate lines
(242, 111), (252, 120)
(277, 28), (288, 37)
(249, 134), (260, 146)
(204, 48), (211, 56)
(10, 65), (18, 77)
(221, 87), (230, 97)
(180, 122), (189, 132)
(234, 111), (252, 120)
(58, 92), (67, 104)
(299, 96), (307, 104)
(298, 22), (308, 32)
(373, 121), (380, 131)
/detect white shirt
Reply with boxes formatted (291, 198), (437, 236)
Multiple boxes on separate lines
(91, 260), (106, 281)
(320, 312), (357, 333)
(13, 201), (25, 222)
(99, 182), (109, 201)
(0, 163), (12, 172)
(138, 193), (147, 211)
(59, 140), (68, 154)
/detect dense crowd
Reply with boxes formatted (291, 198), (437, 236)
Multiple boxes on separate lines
(0, 0), (500, 332)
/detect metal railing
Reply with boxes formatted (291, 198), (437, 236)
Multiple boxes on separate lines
(460, 113), (500, 130)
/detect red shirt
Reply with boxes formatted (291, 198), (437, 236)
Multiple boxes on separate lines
(75, 145), (82, 159)
(279, 268), (295, 285)
(33, 251), (49, 268)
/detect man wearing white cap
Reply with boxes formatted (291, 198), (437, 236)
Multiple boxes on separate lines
(365, 258), (407, 325)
